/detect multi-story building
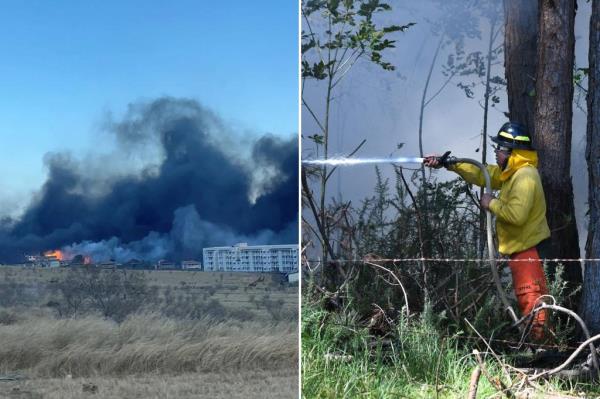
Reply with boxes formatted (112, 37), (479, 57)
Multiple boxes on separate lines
(203, 243), (298, 273)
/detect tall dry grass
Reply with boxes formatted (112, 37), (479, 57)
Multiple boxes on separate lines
(0, 310), (297, 378)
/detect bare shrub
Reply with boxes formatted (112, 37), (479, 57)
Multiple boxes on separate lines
(160, 293), (248, 322)
(55, 268), (152, 322)
(0, 309), (19, 325)
(0, 277), (35, 307)
(262, 298), (296, 322)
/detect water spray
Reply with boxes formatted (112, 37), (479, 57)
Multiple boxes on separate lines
(302, 156), (424, 166)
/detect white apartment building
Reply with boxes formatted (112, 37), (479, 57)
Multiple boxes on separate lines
(203, 243), (298, 273)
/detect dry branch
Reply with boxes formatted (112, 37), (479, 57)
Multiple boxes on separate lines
(473, 349), (515, 398)
(514, 301), (600, 378)
(530, 333), (600, 381)
(364, 260), (410, 317)
(467, 365), (481, 399)
(465, 318), (513, 385)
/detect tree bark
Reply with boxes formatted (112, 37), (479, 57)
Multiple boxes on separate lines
(504, 0), (538, 134)
(535, 0), (582, 297)
(581, 0), (600, 335)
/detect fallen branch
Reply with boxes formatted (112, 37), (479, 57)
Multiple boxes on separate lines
(473, 349), (515, 398)
(530, 333), (600, 381)
(513, 301), (600, 378)
(465, 318), (513, 385)
(467, 365), (481, 399)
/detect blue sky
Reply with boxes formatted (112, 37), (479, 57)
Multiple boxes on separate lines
(0, 0), (298, 203)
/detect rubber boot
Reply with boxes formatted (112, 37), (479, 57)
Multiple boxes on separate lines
(509, 247), (549, 342)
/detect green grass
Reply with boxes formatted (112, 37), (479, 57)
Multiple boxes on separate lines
(302, 305), (495, 398)
(301, 303), (600, 398)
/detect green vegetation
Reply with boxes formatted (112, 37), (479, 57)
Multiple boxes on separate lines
(302, 303), (600, 398)
(302, 303), (496, 398)
(301, 165), (600, 397)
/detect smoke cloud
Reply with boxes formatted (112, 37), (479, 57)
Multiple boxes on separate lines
(0, 97), (298, 263)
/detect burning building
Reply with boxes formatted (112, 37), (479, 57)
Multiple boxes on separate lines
(25, 250), (65, 267)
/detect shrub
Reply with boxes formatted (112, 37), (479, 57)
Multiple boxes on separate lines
(0, 309), (19, 325)
(56, 268), (152, 322)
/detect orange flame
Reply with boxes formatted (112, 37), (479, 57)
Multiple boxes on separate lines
(44, 250), (64, 261)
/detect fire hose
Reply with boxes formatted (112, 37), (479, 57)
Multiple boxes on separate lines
(436, 151), (520, 327)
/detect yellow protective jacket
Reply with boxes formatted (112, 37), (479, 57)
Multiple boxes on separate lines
(448, 150), (550, 255)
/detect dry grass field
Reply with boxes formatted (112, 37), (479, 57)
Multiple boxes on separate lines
(0, 266), (297, 319)
(0, 266), (298, 398)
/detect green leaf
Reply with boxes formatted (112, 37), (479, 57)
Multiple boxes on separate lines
(308, 134), (325, 145)
(383, 22), (415, 33)
(327, 0), (340, 16)
(578, 67), (589, 75)
(303, 0), (326, 15)
(302, 38), (316, 54)
(312, 61), (329, 80)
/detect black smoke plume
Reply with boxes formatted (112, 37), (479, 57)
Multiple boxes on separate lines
(0, 97), (298, 263)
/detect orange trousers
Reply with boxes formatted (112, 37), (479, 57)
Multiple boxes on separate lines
(509, 247), (549, 341)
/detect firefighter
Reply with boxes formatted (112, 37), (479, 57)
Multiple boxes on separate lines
(424, 122), (550, 341)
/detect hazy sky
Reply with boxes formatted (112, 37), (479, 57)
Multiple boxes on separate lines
(0, 0), (298, 209)
(302, 0), (591, 250)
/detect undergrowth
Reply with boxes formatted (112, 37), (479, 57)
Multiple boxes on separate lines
(301, 302), (600, 398)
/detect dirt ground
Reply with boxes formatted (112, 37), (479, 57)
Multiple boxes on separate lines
(0, 370), (298, 399)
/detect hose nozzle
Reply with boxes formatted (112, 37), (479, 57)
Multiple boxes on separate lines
(437, 151), (457, 168)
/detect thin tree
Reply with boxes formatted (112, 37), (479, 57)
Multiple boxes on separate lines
(417, 0), (480, 181)
(414, 1), (480, 262)
(456, 1), (505, 259)
(477, 3), (504, 259)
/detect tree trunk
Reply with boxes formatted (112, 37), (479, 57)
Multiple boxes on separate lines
(581, 0), (600, 335)
(504, 0), (538, 134)
(535, 0), (582, 299)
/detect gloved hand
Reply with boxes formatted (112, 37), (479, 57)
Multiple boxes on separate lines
(423, 151), (453, 169)
(423, 154), (443, 169)
(480, 193), (494, 210)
